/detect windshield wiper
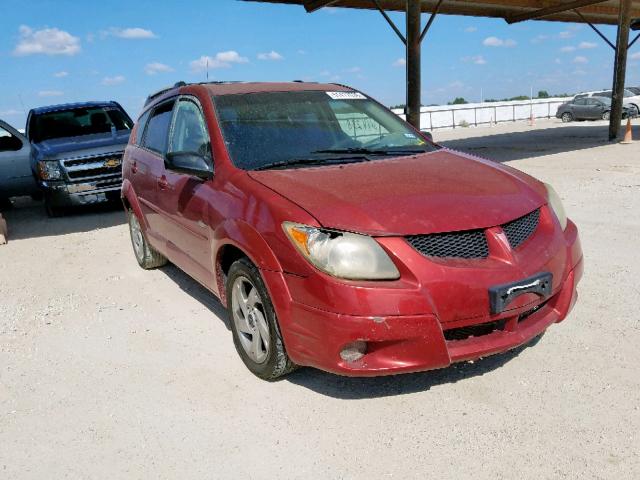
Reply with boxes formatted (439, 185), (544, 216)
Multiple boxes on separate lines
(313, 147), (426, 156)
(252, 156), (369, 171)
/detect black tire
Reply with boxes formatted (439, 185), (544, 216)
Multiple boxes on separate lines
(127, 209), (167, 269)
(0, 197), (12, 211)
(226, 257), (296, 380)
(602, 110), (611, 121)
(561, 112), (573, 123)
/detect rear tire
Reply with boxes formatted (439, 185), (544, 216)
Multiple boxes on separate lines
(226, 257), (296, 380)
(602, 111), (611, 121)
(128, 210), (167, 269)
(561, 112), (573, 123)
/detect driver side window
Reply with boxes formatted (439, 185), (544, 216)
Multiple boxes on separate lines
(0, 125), (23, 152)
(169, 99), (211, 159)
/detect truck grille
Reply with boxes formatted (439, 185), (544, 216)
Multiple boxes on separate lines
(406, 208), (540, 260)
(502, 209), (540, 249)
(61, 153), (123, 183)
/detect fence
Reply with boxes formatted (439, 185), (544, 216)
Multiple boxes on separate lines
(393, 98), (572, 131)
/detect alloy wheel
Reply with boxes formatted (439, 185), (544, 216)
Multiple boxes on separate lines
(231, 276), (270, 364)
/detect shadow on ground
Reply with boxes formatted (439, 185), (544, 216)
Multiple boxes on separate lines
(1, 197), (124, 241)
(286, 335), (543, 399)
(160, 263), (230, 330)
(439, 123), (639, 162)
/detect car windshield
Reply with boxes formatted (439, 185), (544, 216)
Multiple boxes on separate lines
(213, 90), (437, 170)
(29, 105), (133, 143)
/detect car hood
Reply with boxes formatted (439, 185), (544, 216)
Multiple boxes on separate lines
(33, 131), (130, 160)
(248, 149), (546, 236)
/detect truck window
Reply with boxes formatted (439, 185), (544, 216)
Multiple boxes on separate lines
(29, 105), (133, 143)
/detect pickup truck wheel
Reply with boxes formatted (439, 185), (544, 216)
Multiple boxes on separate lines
(128, 210), (167, 269)
(226, 258), (296, 380)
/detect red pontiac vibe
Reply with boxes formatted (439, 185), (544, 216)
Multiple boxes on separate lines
(121, 81), (583, 380)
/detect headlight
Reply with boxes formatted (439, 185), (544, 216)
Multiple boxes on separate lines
(283, 222), (400, 280)
(544, 183), (568, 230)
(37, 160), (63, 180)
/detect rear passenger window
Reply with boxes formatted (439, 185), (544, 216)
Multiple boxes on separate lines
(135, 110), (151, 145)
(142, 101), (175, 155)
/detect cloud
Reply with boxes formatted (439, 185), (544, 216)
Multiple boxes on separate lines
(531, 34), (549, 44)
(631, 52), (640, 60)
(573, 56), (588, 64)
(144, 62), (174, 75)
(464, 26), (477, 33)
(101, 75), (125, 86)
(392, 58), (406, 67)
(0, 109), (23, 116)
(558, 31), (574, 39)
(483, 36), (516, 47)
(38, 90), (64, 97)
(189, 51), (249, 72)
(578, 41), (597, 49)
(106, 27), (157, 39)
(297, 49), (307, 55)
(462, 55), (486, 65)
(257, 50), (284, 61)
(560, 46), (576, 53)
(53, 71), (68, 78)
(449, 80), (465, 88)
(346, 66), (362, 73)
(13, 25), (80, 56)
(572, 69), (587, 75)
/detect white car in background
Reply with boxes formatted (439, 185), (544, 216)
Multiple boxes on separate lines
(574, 89), (640, 116)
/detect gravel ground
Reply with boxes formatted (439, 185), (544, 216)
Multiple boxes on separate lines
(1, 119), (639, 479)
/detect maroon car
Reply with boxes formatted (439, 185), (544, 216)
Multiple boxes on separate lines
(121, 81), (583, 380)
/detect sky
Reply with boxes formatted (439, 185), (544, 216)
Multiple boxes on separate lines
(1, 0), (639, 129)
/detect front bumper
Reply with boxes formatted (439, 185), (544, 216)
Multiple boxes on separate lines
(40, 181), (122, 207)
(266, 211), (583, 376)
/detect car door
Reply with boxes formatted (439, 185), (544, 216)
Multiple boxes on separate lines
(571, 98), (588, 119)
(156, 96), (215, 286)
(0, 120), (35, 197)
(584, 99), (600, 119)
(136, 100), (176, 242)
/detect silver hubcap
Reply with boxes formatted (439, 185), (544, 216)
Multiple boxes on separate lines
(130, 215), (144, 260)
(231, 276), (270, 364)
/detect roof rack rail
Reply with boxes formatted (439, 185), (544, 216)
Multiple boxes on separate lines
(144, 81), (187, 106)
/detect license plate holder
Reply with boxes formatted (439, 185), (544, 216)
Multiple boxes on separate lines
(489, 272), (553, 314)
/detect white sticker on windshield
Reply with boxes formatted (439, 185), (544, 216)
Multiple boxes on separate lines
(404, 133), (417, 139)
(326, 91), (367, 100)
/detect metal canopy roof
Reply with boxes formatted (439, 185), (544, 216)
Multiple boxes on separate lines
(246, 0), (640, 25)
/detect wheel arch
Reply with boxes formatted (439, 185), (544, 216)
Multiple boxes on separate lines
(121, 179), (149, 230)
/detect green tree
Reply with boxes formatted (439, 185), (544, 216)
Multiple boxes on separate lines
(537, 90), (550, 98)
(448, 97), (468, 105)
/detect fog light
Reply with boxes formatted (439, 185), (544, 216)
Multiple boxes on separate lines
(340, 341), (367, 362)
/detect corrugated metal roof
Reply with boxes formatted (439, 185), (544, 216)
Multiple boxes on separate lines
(243, 0), (640, 25)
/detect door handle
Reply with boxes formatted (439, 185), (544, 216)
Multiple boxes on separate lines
(131, 161), (138, 174)
(157, 176), (168, 190)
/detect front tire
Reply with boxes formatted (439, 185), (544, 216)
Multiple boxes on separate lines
(561, 112), (573, 123)
(226, 257), (295, 380)
(128, 210), (167, 269)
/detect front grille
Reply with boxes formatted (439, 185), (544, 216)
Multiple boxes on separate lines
(407, 229), (489, 259)
(443, 319), (506, 341)
(63, 154), (122, 168)
(67, 166), (121, 179)
(502, 209), (540, 249)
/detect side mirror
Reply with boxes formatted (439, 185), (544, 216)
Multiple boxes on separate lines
(166, 151), (213, 180)
(420, 130), (433, 142)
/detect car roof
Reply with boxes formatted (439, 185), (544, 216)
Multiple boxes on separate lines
(30, 101), (120, 115)
(144, 81), (354, 108)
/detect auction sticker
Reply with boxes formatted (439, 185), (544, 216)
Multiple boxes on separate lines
(326, 91), (367, 100)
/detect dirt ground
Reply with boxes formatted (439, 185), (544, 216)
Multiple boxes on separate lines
(1, 119), (639, 479)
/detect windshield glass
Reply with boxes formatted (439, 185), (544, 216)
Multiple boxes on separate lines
(29, 105), (133, 142)
(213, 90), (437, 170)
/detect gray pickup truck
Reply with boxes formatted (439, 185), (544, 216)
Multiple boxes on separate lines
(25, 101), (133, 216)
